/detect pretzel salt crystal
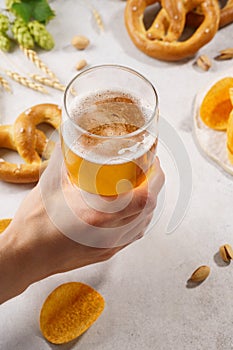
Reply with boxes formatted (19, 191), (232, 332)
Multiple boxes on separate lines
(124, 0), (220, 61)
(187, 0), (233, 29)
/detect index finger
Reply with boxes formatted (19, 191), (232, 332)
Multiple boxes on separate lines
(117, 156), (165, 219)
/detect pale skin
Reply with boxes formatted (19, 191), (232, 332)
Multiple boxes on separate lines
(0, 151), (164, 305)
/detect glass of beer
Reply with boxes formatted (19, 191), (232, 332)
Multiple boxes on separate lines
(61, 65), (159, 196)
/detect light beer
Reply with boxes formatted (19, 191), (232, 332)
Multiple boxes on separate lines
(61, 91), (157, 196)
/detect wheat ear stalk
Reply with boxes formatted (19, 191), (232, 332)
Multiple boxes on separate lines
(91, 6), (104, 31)
(84, 0), (104, 31)
(0, 76), (12, 92)
(20, 46), (59, 82)
(5, 70), (48, 94)
(30, 74), (66, 92)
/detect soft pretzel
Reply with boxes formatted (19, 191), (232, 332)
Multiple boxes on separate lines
(14, 103), (61, 164)
(124, 0), (220, 61)
(187, 0), (233, 29)
(0, 124), (51, 183)
(0, 103), (61, 183)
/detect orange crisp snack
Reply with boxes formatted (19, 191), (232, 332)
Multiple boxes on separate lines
(40, 282), (105, 344)
(227, 88), (233, 164)
(0, 219), (12, 233)
(200, 77), (233, 130)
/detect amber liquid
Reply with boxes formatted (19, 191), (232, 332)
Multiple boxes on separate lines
(61, 93), (157, 195)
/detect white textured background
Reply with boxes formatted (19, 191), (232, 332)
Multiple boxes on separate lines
(0, 1), (233, 349)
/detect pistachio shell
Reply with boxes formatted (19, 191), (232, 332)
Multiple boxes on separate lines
(224, 244), (233, 260)
(71, 35), (90, 50)
(190, 265), (210, 283)
(76, 59), (87, 71)
(196, 55), (212, 71)
(219, 245), (231, 262)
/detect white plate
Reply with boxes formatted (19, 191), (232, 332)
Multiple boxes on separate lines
(193, 68), (233, 175)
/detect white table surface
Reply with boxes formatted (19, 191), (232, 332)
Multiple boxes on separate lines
(1, 1), (233, 349)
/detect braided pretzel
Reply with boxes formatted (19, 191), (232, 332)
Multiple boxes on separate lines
(0, 103), (61, 183)
(187, 0), (233, 29)
(124, 0), (220, 61)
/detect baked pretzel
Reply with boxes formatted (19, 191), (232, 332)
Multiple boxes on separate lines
(187, 0), (233, 29)
(14, 103), (61, 164)
(124, 0), (220, 61)
(0, 103), (61, 183)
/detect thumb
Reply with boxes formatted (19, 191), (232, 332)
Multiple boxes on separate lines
(39, 141), (64, 183)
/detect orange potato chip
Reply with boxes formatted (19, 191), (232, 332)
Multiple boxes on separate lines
(200, 77), (233, 130)
(0, 219), (12, 233)
(40, 282), (105, 344)
(227, 88), (233, 164)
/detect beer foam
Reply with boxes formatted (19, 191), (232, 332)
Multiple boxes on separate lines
(68, 90), (153, 127)
(62, 90), (156, 164)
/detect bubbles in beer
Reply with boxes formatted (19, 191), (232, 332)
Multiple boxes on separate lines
(69, 90), (153, 131)
(61, 90), (157, 194)
(62, 90), (156, 165)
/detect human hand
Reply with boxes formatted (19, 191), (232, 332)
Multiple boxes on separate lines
(0, 144), (164, 303)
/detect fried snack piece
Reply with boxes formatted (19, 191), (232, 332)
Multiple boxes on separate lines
(124, 0), (220, 61)
(200, 77), (233, 130)
(0, 219), (12, 233)
(187, 0), (233, 29)
(227, 88), (233, 163)
(0, 103), (61, 183)
(40, 282), (105, 345)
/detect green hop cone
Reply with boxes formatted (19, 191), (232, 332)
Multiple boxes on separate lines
(12, 18), (34, 49)
(0, 14), (10, 32)
(28, 21), (54, 50)
(0, 32), (11, 51)
(5, 0), (20, 10)
(11, 17), (25, 35)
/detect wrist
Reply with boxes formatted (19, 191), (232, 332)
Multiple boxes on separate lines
(4, 216), (59, 284)
(5, 201), (79, 283)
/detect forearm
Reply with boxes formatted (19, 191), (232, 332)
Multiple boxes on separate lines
(0, 193), (80, 305)
(0, 209), (64, 305)
(0, 227), (33, 304)
(0, 156), (164, 305)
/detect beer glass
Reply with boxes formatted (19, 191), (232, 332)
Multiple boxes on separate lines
(61, 65), (159, 196)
